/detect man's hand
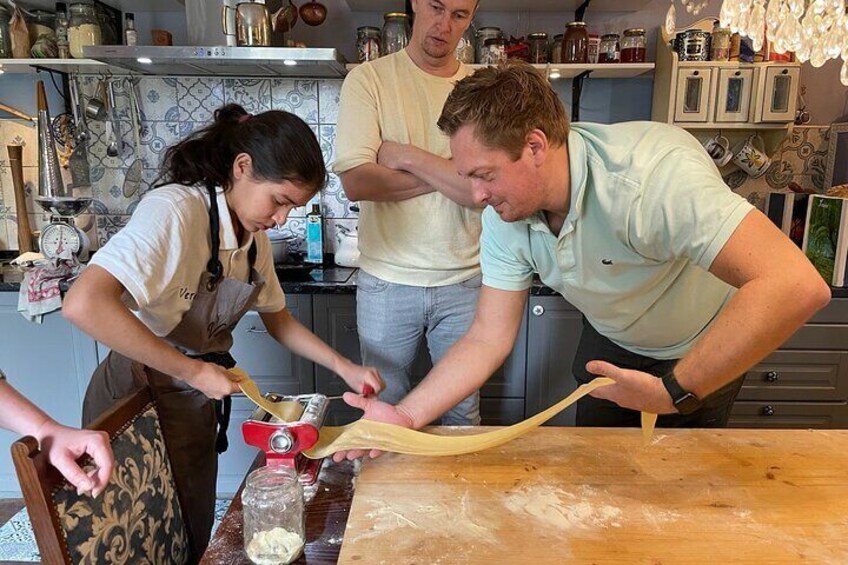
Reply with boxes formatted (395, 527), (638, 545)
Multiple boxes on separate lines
(36, 421), (114, 497)
(331, 394), (415, 463)
(185, 361), (242, 400)
(585, 360), (677, 414)
(377, 141), (417, 171)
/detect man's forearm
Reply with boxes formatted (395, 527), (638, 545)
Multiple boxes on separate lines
(393, 146), (478, 208)
(674, 277), (829, 398)
(398, 332), (511, 428)
(340, 163), (434, 202)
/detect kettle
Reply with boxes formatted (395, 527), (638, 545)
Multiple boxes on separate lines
(334, 225), (360, 268)
(223, 1), (272, 47)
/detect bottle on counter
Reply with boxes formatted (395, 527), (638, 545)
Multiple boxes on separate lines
(305, 203), (324, 264)
(124, 12), (137, 46)
(55, 2), (69, 59)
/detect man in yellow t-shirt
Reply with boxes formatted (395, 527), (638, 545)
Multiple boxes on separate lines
(333, 0), (482, 425)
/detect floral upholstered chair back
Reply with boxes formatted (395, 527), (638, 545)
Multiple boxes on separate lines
(12, 391), (191, 565)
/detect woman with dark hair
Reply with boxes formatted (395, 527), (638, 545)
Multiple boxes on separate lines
(63, 104), (383, 560)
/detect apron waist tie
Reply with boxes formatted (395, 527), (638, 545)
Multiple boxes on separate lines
(188, 351), (236, 454)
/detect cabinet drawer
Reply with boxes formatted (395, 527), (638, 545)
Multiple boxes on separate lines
(737, 350), (848, 401)
(728, 401), (848, 429)
(714, 67), (754, 123)
(780, 324), (848, 350)
(674, 67), (713, 122)
(481, 398), (525, 425)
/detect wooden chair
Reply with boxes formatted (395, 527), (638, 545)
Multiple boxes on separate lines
(11, 387), (190, 564)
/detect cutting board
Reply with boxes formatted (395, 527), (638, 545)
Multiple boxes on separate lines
(338, 427), (848, 564)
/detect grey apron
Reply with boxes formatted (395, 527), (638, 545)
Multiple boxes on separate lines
(83, 183), (266, 561)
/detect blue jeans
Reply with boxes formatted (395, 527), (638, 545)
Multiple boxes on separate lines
(356, 270), (482, 426)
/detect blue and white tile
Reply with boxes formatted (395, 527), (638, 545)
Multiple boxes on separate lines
(318, 125), (336, 166)
(318, 80), (342, 124)
(320, 173), (355, 219)
(224, 79), (272, 114)
(140, 121), (198, 169)
(176, 78), (225, 123)
(136, 77), (182, 121)
(95, 214), (131, 247)
(271, 80), (319, 124)
(91, 167), (134, 214)
(84, 119), (137, 169)
(0, 120), (38, 166)
(325, 218), (358, 254)
(276, 217), (307, 253)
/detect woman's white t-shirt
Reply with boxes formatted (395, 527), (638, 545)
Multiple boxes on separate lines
(90, 183), (286, 337)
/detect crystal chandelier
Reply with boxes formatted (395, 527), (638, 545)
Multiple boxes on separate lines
(666, 0), (848, 85)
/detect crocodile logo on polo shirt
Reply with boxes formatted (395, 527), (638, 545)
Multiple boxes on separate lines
(601, 259), (613, 265)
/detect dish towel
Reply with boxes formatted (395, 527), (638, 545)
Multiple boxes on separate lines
(17, 257), (81, 323)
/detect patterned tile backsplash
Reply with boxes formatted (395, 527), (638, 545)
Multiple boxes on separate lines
(0, 70), (834, 256)
(0, 76), (350, 254)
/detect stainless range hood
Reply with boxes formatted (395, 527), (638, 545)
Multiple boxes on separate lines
(82, 46), (348, 78)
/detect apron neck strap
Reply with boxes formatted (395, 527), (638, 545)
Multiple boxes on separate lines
(205, 183), (224, 284)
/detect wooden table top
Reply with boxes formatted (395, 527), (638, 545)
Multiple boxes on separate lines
(340, 427), (848, 564)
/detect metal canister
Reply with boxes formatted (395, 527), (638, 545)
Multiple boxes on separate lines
(356, 26), (380, 62)
(476, 26), (502, 65)
(674, 29), (711, 61)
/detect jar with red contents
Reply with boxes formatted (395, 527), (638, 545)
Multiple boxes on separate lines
(598, 33), (620, 63)
(620, 28), (646, 63)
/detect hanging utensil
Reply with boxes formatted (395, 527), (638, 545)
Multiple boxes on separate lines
(299, 1), (327, 26)
(36, 80), (68, 199)
(122, 77), (143, 198)
(105, 77), (123, 158)
(67, 74), (91, 189)
(272, 0), (298, 33)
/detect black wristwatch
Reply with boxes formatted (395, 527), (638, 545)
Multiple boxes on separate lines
(661, 370), (703, 415)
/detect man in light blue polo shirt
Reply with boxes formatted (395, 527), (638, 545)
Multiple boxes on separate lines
(331, 62), (831, 453)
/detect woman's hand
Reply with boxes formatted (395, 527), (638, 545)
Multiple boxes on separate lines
(185, 361), (243, 400)
(335, 358), (385, 396)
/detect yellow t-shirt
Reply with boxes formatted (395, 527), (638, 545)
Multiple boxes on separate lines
(332, 49), (482, 287)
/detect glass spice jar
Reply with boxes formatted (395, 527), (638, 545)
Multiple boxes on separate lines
(710, 24), (731, 61)
(455, 22), (476, 63)
(562, 21), (588, 63)
(598, 33), (620, 63)
(68, 0), (101, 59)
(527, 32), (548, 64)
(587, 33), (600, 64)
(380, 12), (410, 56)
(550, 33), (563, 63)
(620, 27), (647, 63)
(482, 37), (506, 65)
(356, 26), (380, 62)
(476, 26), (501, 65)
(242, 466), (305, 565)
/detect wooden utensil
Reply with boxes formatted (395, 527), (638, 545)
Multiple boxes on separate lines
(7, 145), (34, 252)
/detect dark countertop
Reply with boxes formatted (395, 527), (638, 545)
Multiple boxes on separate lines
(2, 252), (847, 298)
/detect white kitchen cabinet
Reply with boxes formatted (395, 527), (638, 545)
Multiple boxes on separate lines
(652, 20), (799, 130)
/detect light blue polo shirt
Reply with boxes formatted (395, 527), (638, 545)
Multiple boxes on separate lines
(481, 121), (754, 360)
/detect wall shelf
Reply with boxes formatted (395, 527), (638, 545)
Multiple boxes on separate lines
(20, 0), (183, 11)
(344, 0), (652, 12)
(346, 62), (655, 79)
(0, 59), (109, 75)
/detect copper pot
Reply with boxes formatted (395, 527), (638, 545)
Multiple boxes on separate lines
(272, 0), (298, 33)
(299, 1), (327, 26)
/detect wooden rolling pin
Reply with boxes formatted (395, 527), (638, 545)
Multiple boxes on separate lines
(7, 145), (34, 253)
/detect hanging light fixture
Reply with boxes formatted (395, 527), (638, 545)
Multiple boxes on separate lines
(666, 0), (848, 85)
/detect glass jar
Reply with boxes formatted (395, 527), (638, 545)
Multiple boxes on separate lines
(620, 28), (647, 63)
(68, 0), (101, 59)
(55, 2), (69, 59)
(710, 25), (731, 61)
(550, 33), (563, 63)
(28, 10), (56, 44)
(243, 466), (305, 565)
(380, 12), (409, 56)
(0, 5), (12, 59)
(587, 33), (600, 64)
(562, 21), (588, 64)
(482, 37), (506, 65)
(598, 33), (620, 63)
(476, 26), (501, 66)
(356, 26), (381, 62)
(455, 22), (476, 63)
(527, 32), (548, 64)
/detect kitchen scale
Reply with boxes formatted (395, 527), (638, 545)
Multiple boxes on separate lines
(34, 196), (92, 261)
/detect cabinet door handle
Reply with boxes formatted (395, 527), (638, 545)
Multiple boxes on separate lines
(734, 70), (741, 76)
(532, 305), (545, 316)
(342, 324), (358, 333)
(246, 327), (268, 334)
(764, 371), (779, 383)
(693, 70), (700, 76)
(761, 405), (775, 416)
